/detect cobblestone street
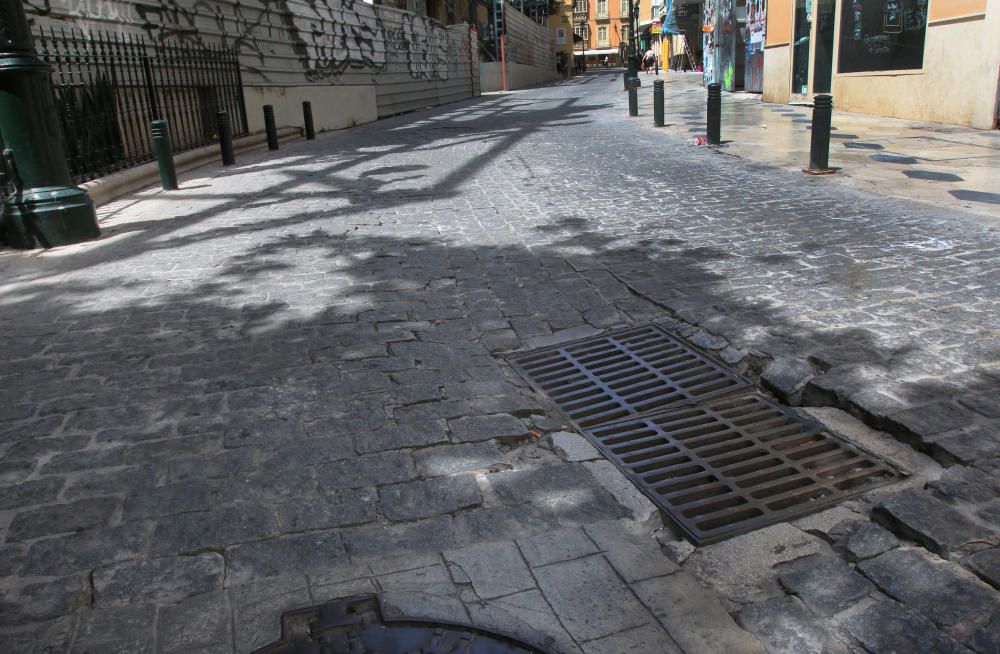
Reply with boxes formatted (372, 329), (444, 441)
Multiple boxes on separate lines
(1, 70), (999, 652)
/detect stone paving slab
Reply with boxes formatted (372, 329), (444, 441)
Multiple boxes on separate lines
(1, 70), (1000, 652)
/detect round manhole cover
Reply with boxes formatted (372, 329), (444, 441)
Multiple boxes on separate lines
(254, 594), (554, 653)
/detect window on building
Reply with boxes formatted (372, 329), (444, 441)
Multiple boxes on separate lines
(575, 0), (587, 12)
(573, 23), (590, 40)
(597, 25), (609, 45)
(597, 0), (608, 17)
(620, 0), (628, 15)
(838, 0), (928, 73)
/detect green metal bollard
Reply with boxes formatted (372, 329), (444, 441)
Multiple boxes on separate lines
(653, 79), (664, 126)
(263, 105), (279, 151)
(627, 78), (639, 117)
(302, 101), (315, 141)
(0, 0), (100, 249)
(150, 120), (178, 191)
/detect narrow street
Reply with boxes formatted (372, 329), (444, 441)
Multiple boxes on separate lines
(1, 70), (998, 652)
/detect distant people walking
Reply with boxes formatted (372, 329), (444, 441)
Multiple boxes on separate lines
(643, 48), (656, 74)
(603, 55), (610, 67)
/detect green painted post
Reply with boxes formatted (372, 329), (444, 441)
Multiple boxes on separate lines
(150, 120), (177, 190)
(0, 0), (100, 249)
(653, 79), (664, 126)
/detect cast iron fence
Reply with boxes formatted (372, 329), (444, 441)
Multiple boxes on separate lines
(35, 28), (249, 184)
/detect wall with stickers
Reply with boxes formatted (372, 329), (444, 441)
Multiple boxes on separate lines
(24, 0), (478, 128)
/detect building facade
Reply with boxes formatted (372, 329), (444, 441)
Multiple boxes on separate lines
(571, 0), (652, 66)
(762, 0), (1000, 129)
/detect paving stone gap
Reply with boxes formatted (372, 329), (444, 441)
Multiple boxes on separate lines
(1, 69), (999, 653)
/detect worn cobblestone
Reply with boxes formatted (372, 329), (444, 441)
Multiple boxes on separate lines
(2, 71), (1000, 650)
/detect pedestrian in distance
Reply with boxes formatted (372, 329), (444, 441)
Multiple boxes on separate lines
(643, 47), (656, 74)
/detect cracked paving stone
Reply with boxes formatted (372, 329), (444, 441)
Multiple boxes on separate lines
(964, 548), (1000, 589)
(857, 547), (998, 629)
(874, 489), (998, 557)
(447, 415), (527, 443)
(465, 589), (582, 654)
(843, 522), (899, 562)
(737, 596), (849, 654)
(317, 451), (414, 491)
(156, 590), (232, 654)
(485, 463), (625, 523)
(93, 553), (225, 607)
(150, 503), (277, 556)
(777, 555), (874, 617)
(517, 526), (599, 568)
(532, 554), (651, 642)
(841, 599), (974, 654)
(445, 541), (535, 600)
(276, 488), (377, 532)
(23, 523), (147, 576)
(412, 441), (507, 477)
(0, 576), (89, 626)
(379, 474), (482, 522)
(633, 571), (766, 654)
(225, 530), (347, 586)
(5, 496), (115, 541)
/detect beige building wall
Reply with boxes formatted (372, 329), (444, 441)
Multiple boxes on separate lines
(762, 0), (1000, 129)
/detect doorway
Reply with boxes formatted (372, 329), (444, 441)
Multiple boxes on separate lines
(790, 0), (838, 99)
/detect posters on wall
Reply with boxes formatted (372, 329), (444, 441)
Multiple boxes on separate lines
(744, 0), (765, 91)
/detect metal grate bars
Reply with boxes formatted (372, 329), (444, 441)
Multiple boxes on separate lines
(586, 395), (899, 543)
(510, 324), (749, 428)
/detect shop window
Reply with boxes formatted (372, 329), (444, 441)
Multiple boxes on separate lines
(838, 0), (928, 72)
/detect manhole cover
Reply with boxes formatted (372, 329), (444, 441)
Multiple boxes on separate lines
(582, 394), (902, 544)
(510, 324), (749, 428)
(254, 594), (553, 653)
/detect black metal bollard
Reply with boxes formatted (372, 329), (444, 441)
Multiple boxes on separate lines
(217, 111), (235, 166)
(653, 79), (664, 127)
(627, 78), (639, 117)
(302, 101), (316, 140)
(707, 82), (721, 145)
(150, 119), (178, 190)
(807, 95), (834, 174)
(623, 69), (629, 90)
(263, 105), (279, 151)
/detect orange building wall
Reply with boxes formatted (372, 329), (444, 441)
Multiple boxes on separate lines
(929, 0), (987, 22)
(765, 0), (792, 46)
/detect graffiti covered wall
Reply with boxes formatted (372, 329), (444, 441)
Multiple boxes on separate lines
(25, 0), (477, 118)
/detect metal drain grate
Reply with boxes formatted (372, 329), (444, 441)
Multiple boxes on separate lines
(510, 324), (749, 428)
(583, 394), (901, 544)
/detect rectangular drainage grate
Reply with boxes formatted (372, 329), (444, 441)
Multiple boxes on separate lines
(510, 324), (749, 428)
(582, 394), (901, 544)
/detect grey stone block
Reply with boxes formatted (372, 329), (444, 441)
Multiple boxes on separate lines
(317, 451), (414, 491)
(582, 622), (682, 654)
(843, 522), (899, 562)
(454, 504), (561, 544)
(874, 489), (998, 557)
(230, 575), (311, 653)
(684, 523), (826, 605)
(7, 496), (117, 541)
(150, 503), (277, 556)
(0, 576), (87, 626)
(532, 555), (651, 642)
(93, 553), (225, 607)
(445, 541), (535, 600)
(550, 432), (601, 462)
(448, 415), (527, 443)
(584, 520), (679, 583)
(343, 515), (455, 561)
(761, 357), (815, 402)
(777, 555), (874, 617)
(737, 596), (849, 654)
(276, 489), (376, 533)
(582, 460), (658, 527)
(964, 547), (1000, 589)
(226, 531), (347, 586)
(841, 599), (974, 654)
(379, 474), (482, 522)
(23, 523), (147, 576)
(157, 590), (232, 654)
(465, 589), (582, 654)
(517, 526), (598, 568)
(72, 605), (157, 653)
(122, 480), (213, 521)
(857, 548), (997, 629)
(413, 442), (507, 477)
(168, 448), (257, 481)
(485, 464), (624, 523)
(0, 544), (26, 577)
(633, 571), (766, 654)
